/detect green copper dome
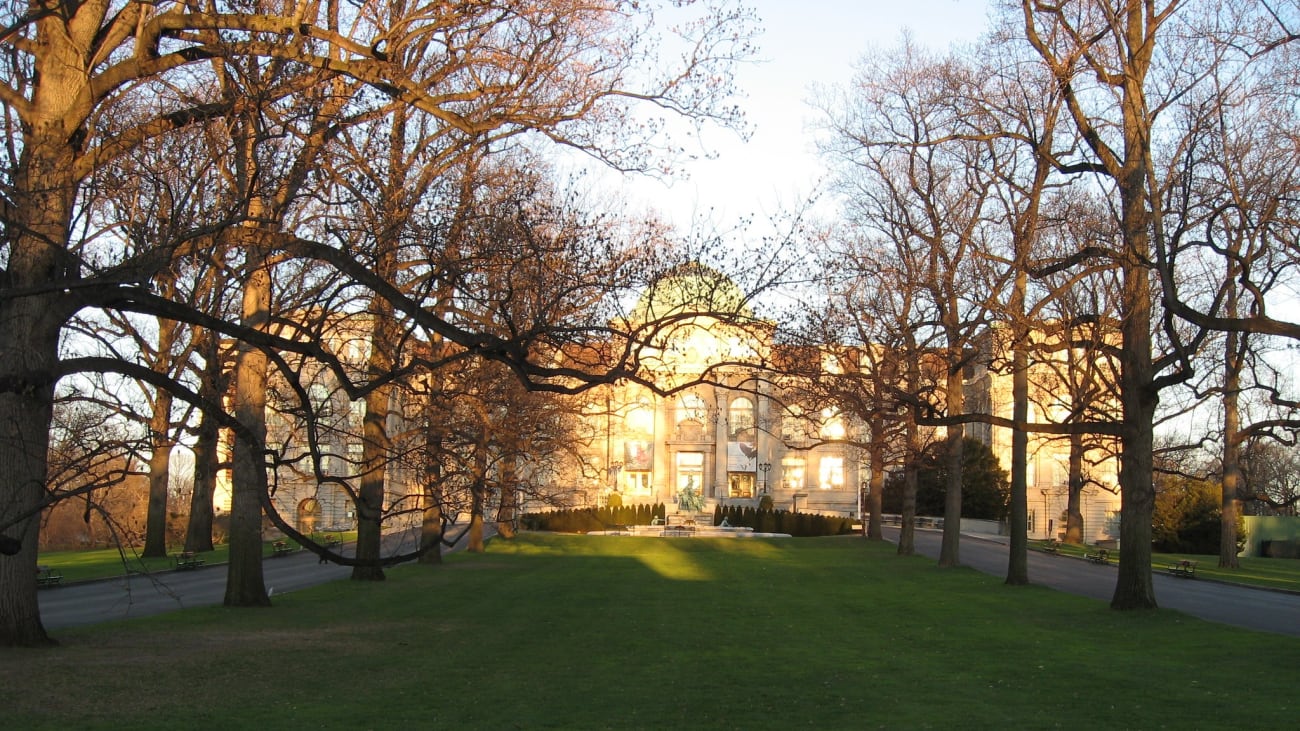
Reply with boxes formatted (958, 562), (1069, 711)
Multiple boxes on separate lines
(630, 261), (753, 324)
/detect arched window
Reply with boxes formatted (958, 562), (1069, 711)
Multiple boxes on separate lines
(678, 393), (707, 425)
(819, 408), (845, 439)
(729, 397), (754, 440)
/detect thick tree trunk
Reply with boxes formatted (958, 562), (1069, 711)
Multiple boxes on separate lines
(1218, 270), (1244, 569)
(419, 487), (445, 565)
(224, 253), (271, 607)
(0, 304), (60, 646)
(1111, 189), (1159, 610)
(468, 447), (487, 553)
(1006, 339), (1030, 585)
(1220, 326), (1243, 569)
(0, 129), (81, 646)
(938, 361), (964, 568)
(1064, 434), (1085, 545)
(496, 453), (519, 540)
(866, 441), (885, 541)
(143, 391), (174, 558)
(352, 296), (396, 582)
(185, 331), (222, 553)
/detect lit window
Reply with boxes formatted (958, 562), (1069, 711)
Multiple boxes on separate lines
(820, 408), (845, 439)
(819, 456), (844, 490)
(782, 456), (805, 490)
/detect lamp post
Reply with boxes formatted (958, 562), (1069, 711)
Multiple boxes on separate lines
(759, 462), (771, 494)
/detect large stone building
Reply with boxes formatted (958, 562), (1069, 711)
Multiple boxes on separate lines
(217, 265), (1120, 543)
(554, 263), (865, 516)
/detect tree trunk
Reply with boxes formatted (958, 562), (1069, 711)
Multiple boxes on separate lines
(496, 453), (519, 540)
(938, 360), (964, 568)
(224, 250), (271, 607)
(1111, 185), (1159, 610)
(352, 295), (396, 582)
(419, 485), (445, 565)
(1006, 334), (1030, 585)
(867, 441), (885, 541)
(0, 129), (80, 646)
(1220, 324), (1243, 569)
(184, 341), (221, 553)
(1064, 434), (1085, 545)
(143, 391), (174, 558)
(468, 446), (488, 553)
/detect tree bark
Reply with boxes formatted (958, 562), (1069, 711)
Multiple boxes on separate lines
(1220, 322), (1243, 569)
(224, 247), (271, 607)
(1064, 434), (1085, 545)
(0, 126), (80, 646)
(1006, 333), (1030, 584)
(938, 360), (965, 567)
(184, 333), (221, 553)
(352, 296), (396, 582)
(867, 440), (886, 541)
(496, 453), (519, 540)
(142, 392), (174, 558)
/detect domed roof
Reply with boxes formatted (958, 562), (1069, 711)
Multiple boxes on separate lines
(630, 261), (752, 324)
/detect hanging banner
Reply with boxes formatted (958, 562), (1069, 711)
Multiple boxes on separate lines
(625, 440), (653, 471)
(727, 441), (756, 472)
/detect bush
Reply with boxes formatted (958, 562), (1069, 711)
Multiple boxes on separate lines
(882, 438), (1009, 520)
(1153, 476), (1246, 554)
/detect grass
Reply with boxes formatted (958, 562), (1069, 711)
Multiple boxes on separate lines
(7, 534), (1297, 729)
(36, 531), (357, 582)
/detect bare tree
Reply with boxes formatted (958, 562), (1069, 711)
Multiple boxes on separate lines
(819, 38), (1007, 567)
(1, 0), (756, 645)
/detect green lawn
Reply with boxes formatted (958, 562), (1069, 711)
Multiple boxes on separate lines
(36, 531), (356, 582)
(8, 534), (1297, 729)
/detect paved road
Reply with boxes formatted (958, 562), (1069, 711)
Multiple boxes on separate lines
(39, 526), (474, 630)
(886, 527), (1300, 637)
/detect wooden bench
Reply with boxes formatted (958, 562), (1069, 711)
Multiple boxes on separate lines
(1166, 560), (1197, 578)
(174, 551), (205, 570)
(37, 565), (63, 587)
(322, 535), (342, 550)
(1085, 548), (1109, 564)
(1041, 540), (1060, 554)
(272, 540), (294, 557)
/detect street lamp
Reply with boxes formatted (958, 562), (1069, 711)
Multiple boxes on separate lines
(759, 462), (771, 494)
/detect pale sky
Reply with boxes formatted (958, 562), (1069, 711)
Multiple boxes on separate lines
(610, 0), (994, 234)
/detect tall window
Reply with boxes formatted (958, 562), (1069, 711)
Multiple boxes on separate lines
(818, 456), (844, 490)
(678, 393), (708, 424)
(728, 396), (754, 439)
(782, 456), (806, 490)
(819, 408), (845, 439)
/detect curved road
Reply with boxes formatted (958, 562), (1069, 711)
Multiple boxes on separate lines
(39, 526), (476, 631)
(886, 527), (1300, 637)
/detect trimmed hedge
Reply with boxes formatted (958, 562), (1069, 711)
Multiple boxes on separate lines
(715, 504), (853, 537)
(522, 503), (667, 533)
(521, 503), (852, 537)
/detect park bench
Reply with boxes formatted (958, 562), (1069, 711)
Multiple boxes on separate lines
(322, 535), (342, 550)
(174, 551), (205, 570)
(272, 540), (294, 557)
(1085, 548), (1109, 564)
(36, 565), (63, 587)
(1166, 560), (1197, 578)
(1041, 539), (1060, 554)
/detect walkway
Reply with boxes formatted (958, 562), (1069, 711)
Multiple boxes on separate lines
(885, 526), (1300, 637)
